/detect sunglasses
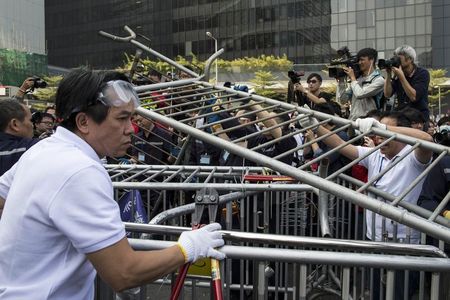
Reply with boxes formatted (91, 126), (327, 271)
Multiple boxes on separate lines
(307, 80), (318, 84)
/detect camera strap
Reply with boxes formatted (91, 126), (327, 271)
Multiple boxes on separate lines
(360, 71), (386, 110)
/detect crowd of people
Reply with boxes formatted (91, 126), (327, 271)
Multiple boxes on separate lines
(0, 44), (449, 298)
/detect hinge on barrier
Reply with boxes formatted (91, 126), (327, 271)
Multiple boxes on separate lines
(193, 187), (219, 226)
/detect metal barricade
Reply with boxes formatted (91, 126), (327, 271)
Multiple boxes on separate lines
(97, 25), (450, 300)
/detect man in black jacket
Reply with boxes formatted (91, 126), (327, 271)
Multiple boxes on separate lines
(0, 99), (38, 176)
(0, 99), (38, 216)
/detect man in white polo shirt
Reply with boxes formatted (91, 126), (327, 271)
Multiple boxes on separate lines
(300, 110), (432, 299)
(0, 69), (225, 299)
(300, 111), (433, 242)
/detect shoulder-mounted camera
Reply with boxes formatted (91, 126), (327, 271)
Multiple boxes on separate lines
(328, 46), (361, 79)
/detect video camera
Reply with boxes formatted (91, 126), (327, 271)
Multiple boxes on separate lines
(328, 46), (360, 79)
(433, 125), (450, 146)
(31, 76), (47, 90)
(378, 56), (401, 70)
(288, 70), (305, 84)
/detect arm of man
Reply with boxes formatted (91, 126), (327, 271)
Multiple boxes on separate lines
(295, 83), (327, 105)
(51, 166), (224, 292)
(315, 125), (359, 161)
(384, 124), (433, 164)
(304, 91), (327, 105)
(87, 238), (185, 292)
(14, 77), (35, 101)
(384, 70), (394, 98)
(248, 100), (282, 139)
(0, 163), (18, 217)
(350, 76), (385, 99)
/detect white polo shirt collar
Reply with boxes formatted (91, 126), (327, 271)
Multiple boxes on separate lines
(378, 144), (409, 161)
(52, 126), (102, 164)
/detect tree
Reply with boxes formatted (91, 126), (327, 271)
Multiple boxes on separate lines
(250, 70), (277, 90)
(121, 53), (293, 76)
(428, 69), (450, 105)
(250, 70), (282, 99)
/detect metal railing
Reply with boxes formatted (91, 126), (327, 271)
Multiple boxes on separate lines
(98, 25), (450, 300)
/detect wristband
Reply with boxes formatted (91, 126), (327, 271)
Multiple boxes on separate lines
(176, 242), (189, 263)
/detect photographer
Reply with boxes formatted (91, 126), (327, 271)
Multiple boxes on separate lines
(13, 77), (35, 101)
(13, 77), (48, 102)
(290, 73), (333, 109)
(342, 48), (385, 120)
(383, 45), (430, 129)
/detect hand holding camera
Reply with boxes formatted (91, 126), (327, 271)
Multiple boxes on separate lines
(391, 65), (405, 79)
(342, 66), (357, 81)
(294, 83), (305, 93)
(18, 76), (48, 94)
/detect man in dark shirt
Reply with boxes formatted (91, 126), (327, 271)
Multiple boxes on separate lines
(384, 45), (430, 128)
(131, 115), (173, 165)
(0, 99), (38, 176)
(290, 73), (333, 109)
(219, 104), (297, 166)
(303, 103), (350, 175)
(417, 118), (450, 216)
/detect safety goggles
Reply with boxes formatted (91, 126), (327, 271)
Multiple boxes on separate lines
(64, 80), (140, 120)
(97, 80), (140, 108)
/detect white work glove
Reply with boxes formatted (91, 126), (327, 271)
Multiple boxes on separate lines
(298, 114), (319, 131)
(177, 223), (225, 263)
(355, 117), (386, 133)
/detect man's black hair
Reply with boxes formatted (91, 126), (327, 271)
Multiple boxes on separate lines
(0, 99), (27, 132)
(307, 73), (322, 83)
(148, 69), (162, 79)
(31, 112), (55, 125)
(56, 68), (129, 131)
(357, 48), (378, 65)
(44, 105), (55, 113)
(365, 109), (382, 120)
(380, 111), (411, 128)
(400, 107), (426, 125)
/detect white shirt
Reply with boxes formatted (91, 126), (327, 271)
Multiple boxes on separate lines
(357, 145), (430, 243)
(0, 127), (125, 300)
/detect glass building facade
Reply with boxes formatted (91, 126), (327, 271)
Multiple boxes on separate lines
(0, 0), (47, 86)
(45, 0), (448, 71)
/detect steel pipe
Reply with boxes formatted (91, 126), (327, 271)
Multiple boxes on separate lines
(124, 223), (447, 258)
(128, 239), (450, 272)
